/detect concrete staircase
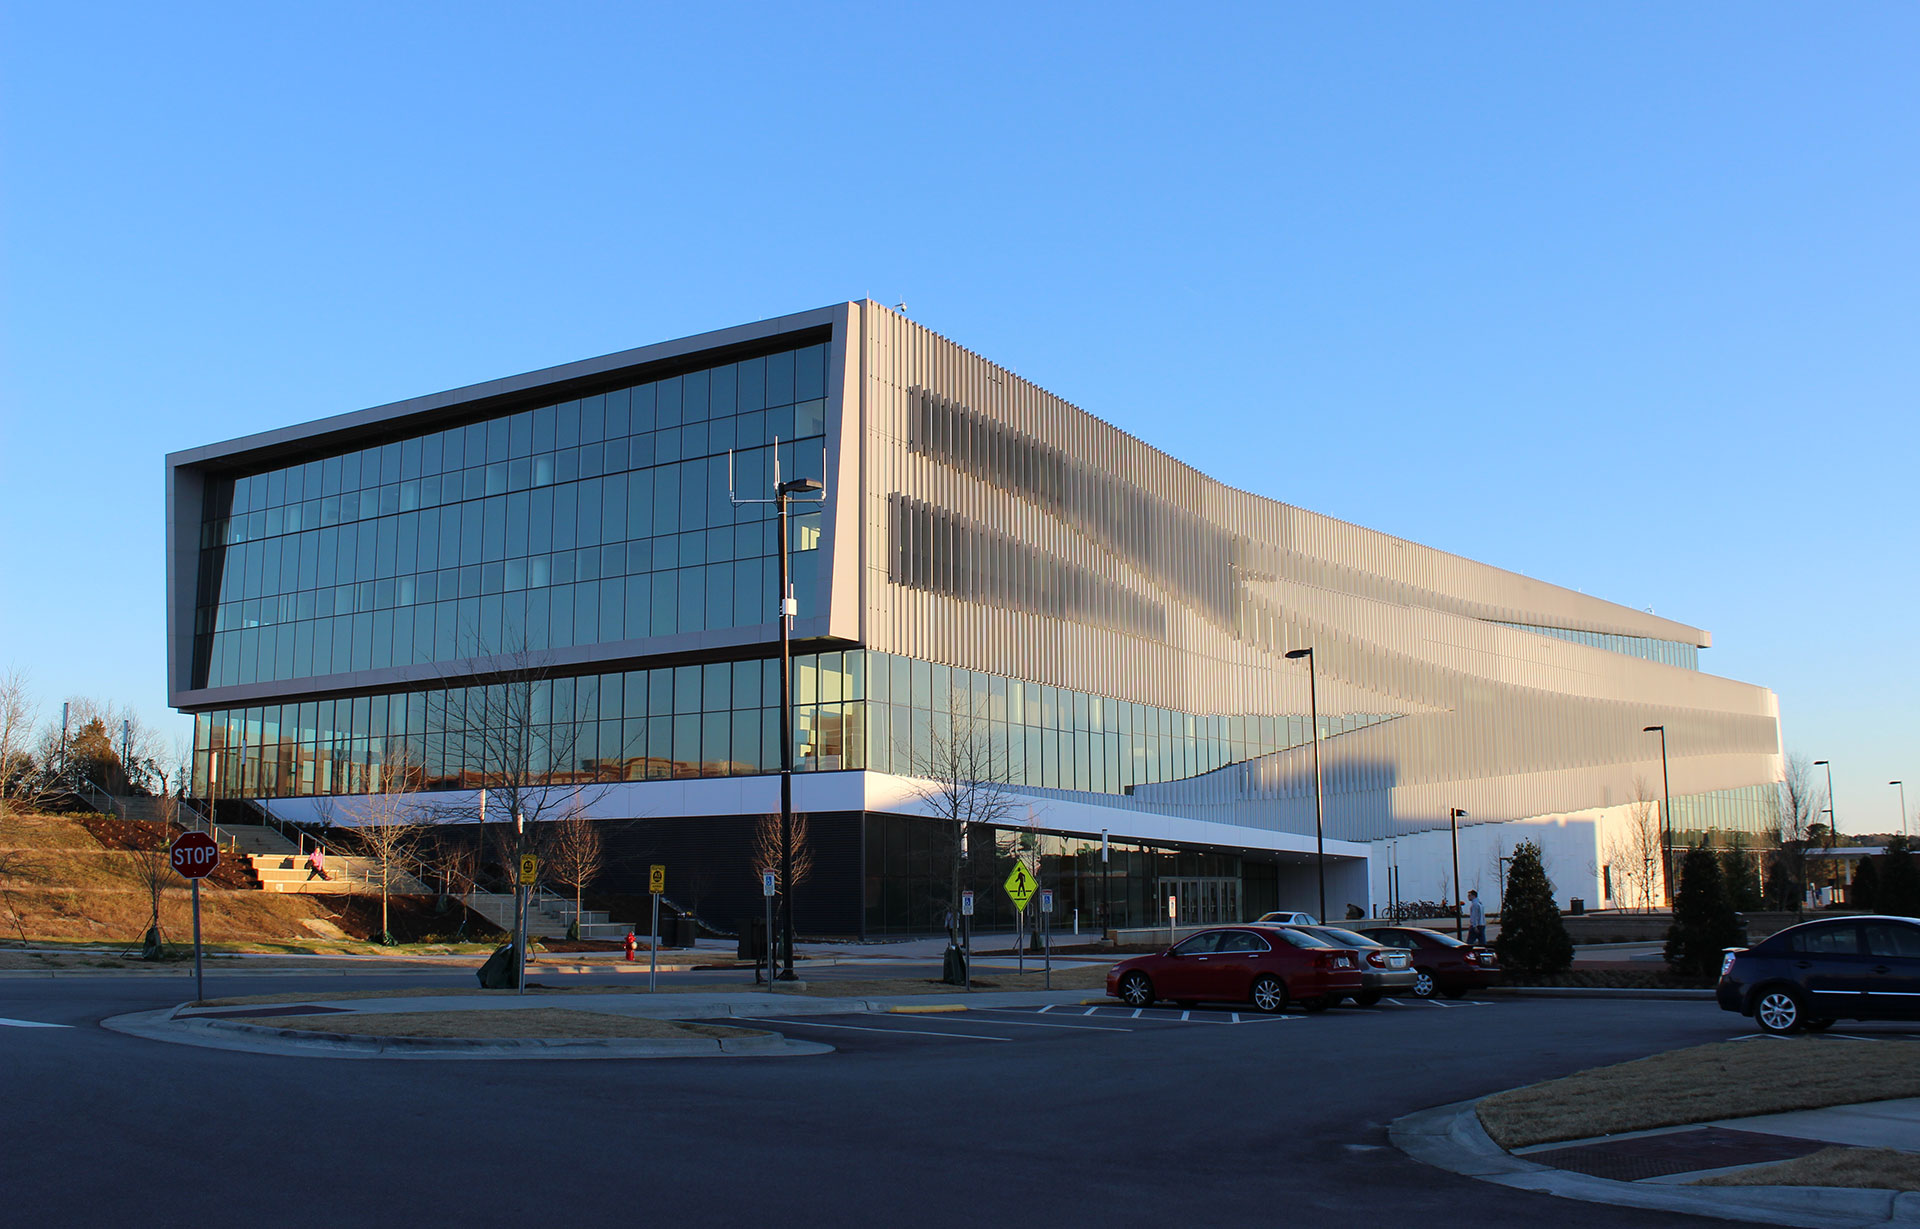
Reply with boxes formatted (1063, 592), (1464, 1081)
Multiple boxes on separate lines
(464, 891), (572, 940)
(249, 851), (432, 896)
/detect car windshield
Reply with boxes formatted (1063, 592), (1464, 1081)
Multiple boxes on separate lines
(1268, 927), (1334, 948)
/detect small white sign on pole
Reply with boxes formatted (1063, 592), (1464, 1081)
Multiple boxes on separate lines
(762, 870), (777, 898)
(1040, 889), (1054, 914)
(960, 890), (974, 917)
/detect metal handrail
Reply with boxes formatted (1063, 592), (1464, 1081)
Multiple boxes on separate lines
(74, 779), (121, 819)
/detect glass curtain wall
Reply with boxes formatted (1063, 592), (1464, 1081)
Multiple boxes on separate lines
(189, 648), (1353, 800)
(860, 813), (1248, 935)
(191, 342), (831, 690)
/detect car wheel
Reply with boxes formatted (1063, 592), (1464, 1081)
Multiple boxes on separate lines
(1250, 975), (1287, 1014)
(1355, 991), (1382, 1008)
(1804, 1017), (1836, 1033)
(1117, 971), (1156, 1008)
(1754, 986), (1807, 1034)
(1411, 969), (1437, 998)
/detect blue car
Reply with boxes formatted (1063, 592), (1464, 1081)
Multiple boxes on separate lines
(1716, 915), (1920, 1034)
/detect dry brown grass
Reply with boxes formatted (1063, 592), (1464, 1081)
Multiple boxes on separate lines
(263, 1008), (766, 1041)
(1693, 1146), (1920, 1192)
(0, 812), (499, 949)
(1478, 1040), (1920, 1150)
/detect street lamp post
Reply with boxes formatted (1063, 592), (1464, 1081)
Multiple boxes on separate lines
(1894, 781), (1910, 840)
(730, 445), (825, 981)
(1644, 725), (1674, 907)
(1814, 759), (1838, 838)
(1284, 648), (1326, 921)
(1449, 808), (1468, 939)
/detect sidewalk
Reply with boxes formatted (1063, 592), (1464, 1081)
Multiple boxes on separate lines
(1394, 1096), (1920, 1227)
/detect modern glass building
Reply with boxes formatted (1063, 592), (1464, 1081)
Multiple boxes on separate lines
(167, 302), (1784, 935)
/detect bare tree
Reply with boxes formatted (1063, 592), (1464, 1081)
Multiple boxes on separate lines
(1773, 753), (1826, 914)
(543, 806), (607, 939)
(898, 696), (1019, 957)
(753, 811), (814, 895)
(130, 801), (177, 958)
(353, 740), (428, 944)
(0, 669), (55, 815)
(430, 634), (613, 970)
(1605, 778), (1665, 912)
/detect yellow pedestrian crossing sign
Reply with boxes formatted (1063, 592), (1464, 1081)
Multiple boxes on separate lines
(1004, 862), (1037, 910)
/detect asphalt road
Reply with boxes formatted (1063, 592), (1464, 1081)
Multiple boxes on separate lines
(1, 970), (1785, 1228)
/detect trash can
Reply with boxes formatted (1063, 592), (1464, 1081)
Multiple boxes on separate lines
(672, 914), (698, 949)
(737, 916), (765, 961)
(1569, 898), (1586, 915)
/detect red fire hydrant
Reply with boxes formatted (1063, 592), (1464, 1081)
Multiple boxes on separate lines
(624, 930), (638, 962)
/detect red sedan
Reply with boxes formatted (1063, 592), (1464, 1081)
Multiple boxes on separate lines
(1106, 925), (1363, 1014)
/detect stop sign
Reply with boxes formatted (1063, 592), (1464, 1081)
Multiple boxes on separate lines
(169, 831), (220, 880)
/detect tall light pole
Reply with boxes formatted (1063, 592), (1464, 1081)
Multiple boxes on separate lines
(1449, 808), (1468, 939)
(1284, 648), (1326, 921)
(1894, 781), (1910, 840)
(730, 445), (825, 980)
(1814, 759), (1838, 838)
(1644, 725), (1674, 907)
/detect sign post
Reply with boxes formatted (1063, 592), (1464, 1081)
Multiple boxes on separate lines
(517, 851), (538, 996)
(1005, 862), (1037, 973)
(168, 832), (219, 1001)
(1168, 893), (1178, 950)
(761, 870), (777, 987)
(648, 864), (666, 992)
(960, 890), (975, 991)
(1040, 888), (1054, 989)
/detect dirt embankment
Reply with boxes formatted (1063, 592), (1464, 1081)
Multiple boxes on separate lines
(0, 811), (503, 948)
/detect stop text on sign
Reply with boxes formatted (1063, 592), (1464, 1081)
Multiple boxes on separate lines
(169, 833), (220, 880)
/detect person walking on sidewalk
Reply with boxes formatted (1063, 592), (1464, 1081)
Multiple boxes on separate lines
(1467, 890), (1485, 945)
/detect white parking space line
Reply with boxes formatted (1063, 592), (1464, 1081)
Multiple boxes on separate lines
(753, 1018), (1011, 1041)
(1232, 1013), (1242, 1023)
(1130, 1008), (1142, 1019)
(1037, 1005), (1055, 1014)
(1081, 1007), (1099, 1016)
(1382, 998), (1406, 1007)
(958, 1012), (1133, 1032)
(0, 1018), (71, 1029)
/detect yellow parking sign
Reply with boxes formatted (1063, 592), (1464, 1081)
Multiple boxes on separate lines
(649, 864), (666, 894)
(518, 854), (538, 885)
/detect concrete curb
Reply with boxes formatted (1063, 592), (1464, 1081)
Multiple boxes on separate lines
(100, 1006), (835, 1061)
(1390, 1099), (1920, 1228)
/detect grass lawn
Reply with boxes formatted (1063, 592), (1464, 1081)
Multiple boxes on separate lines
(1694, 1146), (1920, 1192)
(262, 1008), (766, 1041)
(1477, 1039), (1920, 1150)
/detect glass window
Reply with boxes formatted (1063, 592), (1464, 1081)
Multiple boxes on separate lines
(1864, 924), (1920, 959)
(1171, 931), (1221, 956)
(1790, 925), (1861, 955)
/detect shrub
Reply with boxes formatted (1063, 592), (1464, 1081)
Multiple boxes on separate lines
(1494, 841), (1574, 974)
(1879, 845), (1920, 917)
(1849, 855), (1880, 913)
(1665, 843), (1744, 975)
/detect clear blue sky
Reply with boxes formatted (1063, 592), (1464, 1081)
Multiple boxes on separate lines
(2, 4), (1914, 831)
